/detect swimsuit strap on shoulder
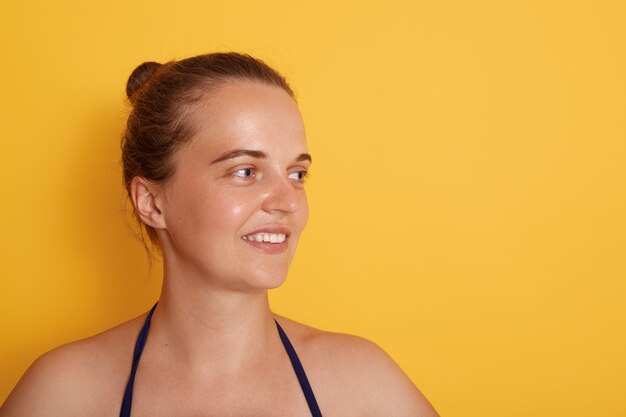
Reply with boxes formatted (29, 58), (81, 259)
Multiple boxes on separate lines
(119, 303), (157, 417)
(275, 320), (323, 417)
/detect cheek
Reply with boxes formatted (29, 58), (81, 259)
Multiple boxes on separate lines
(295, 193), (309, 233)
(195, 189), (258, 238)
(209, 198), (247, 233)
(166, 184), (247, 238)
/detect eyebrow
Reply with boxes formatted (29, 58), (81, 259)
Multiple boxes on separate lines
(210, 149), (312, 164)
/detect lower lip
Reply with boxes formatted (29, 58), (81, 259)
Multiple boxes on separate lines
(242, 238), (289, 254)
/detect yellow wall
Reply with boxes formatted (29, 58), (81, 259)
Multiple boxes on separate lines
(1, 1), (624, 415)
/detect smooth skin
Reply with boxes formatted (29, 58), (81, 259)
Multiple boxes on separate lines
(0, 81), (439, 417)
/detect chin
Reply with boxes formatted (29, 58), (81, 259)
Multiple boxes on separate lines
(232, 251), (295, 291)
(253, 271), (289, 290)
(241, 264), (290, 291)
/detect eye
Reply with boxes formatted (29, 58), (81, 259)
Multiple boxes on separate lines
(288, 170), (308, 183)
(232, 167), (255, 178)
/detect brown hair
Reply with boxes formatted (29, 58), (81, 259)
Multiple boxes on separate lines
(122, 52), (295, 249)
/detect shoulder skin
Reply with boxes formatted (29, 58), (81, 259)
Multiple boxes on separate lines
(0, 314), (146, 417)
(274, 316), (440, 417)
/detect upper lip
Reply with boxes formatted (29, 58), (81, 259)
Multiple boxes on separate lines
(242, 225), (292, 237)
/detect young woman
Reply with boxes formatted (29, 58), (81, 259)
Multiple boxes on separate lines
(0, 52), (439, 417)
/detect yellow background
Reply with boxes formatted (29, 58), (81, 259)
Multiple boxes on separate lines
(1, 1), (625, 415)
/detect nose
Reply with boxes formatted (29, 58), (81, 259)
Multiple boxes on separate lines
(260, 173), (304, 214)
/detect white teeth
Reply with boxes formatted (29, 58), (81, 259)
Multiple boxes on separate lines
(243, 233), (286, 243)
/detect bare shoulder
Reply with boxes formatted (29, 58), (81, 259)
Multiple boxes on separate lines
(0, 313), (147, 417)
(274, 316), (439, 417)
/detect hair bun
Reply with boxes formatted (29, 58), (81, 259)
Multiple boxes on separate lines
(126, 61), (162, 104)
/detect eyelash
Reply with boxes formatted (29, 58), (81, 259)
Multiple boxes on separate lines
(288, 170), (309, 183)
(231, 168), (309, 183)
(232, 168), (255, 178)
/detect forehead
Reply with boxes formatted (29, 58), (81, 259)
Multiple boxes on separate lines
(183, 80), (307, 157)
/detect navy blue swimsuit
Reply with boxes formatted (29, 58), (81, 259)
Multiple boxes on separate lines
(119, 303), (322, 417)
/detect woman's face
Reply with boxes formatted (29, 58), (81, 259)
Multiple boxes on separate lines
(156, 81), (310, 291)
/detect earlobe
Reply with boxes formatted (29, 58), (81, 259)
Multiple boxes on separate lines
(130, 177), (167, 229)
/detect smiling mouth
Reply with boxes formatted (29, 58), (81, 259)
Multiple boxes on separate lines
(242, 233), (287, 243)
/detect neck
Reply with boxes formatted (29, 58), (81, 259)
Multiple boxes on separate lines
(149, 266), (279, 374)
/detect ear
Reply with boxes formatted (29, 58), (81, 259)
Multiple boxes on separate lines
(130, 176), (167, 230)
